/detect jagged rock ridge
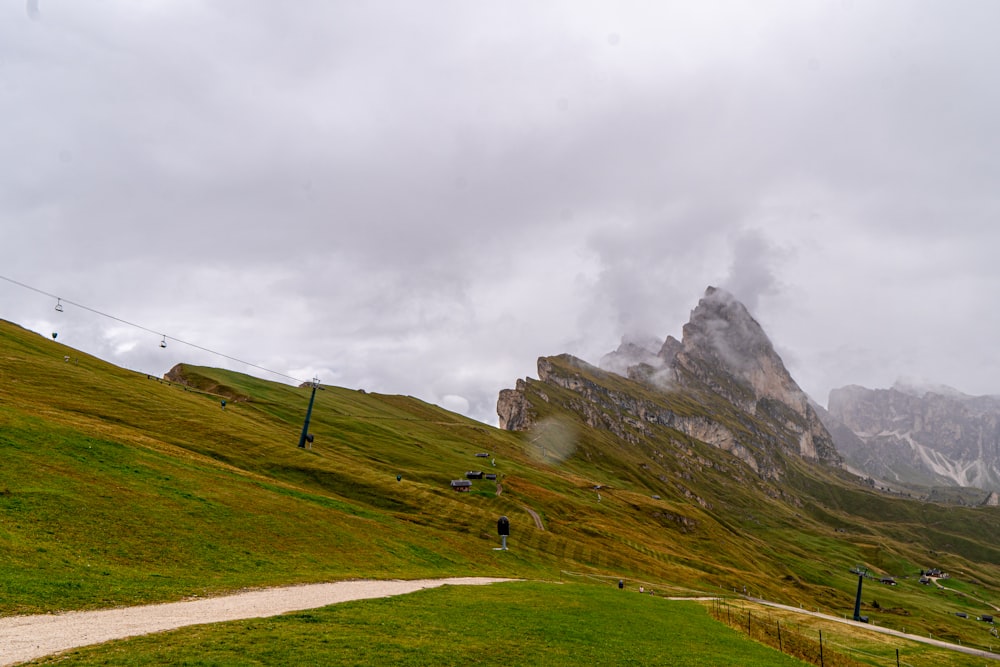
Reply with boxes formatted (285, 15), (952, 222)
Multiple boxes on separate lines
(826, 382), (1000, 491)
(498, 287), (841, 480)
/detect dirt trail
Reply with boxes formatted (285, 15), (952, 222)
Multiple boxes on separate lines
(523, 505), (545, 531)
(929, 577), (1000, 612)
(0, 577), (512, 666)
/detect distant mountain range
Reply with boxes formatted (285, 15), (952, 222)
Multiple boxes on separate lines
(821, 382), (1000, 495)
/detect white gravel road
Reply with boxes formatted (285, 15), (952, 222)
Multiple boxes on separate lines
(0, 577), (512, 666)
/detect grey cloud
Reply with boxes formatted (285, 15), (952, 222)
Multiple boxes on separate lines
(4, 1), (1000, 425)
(722, 229), (787, 313)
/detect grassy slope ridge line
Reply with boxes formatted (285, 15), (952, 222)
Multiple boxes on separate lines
(0, 578), (512, 667)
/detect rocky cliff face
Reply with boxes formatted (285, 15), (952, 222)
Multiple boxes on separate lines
(668, 287), (838, 462)
(497, 379), (534, 431)
(827, 383), (1000, 490)
(497, 287), (841, 480)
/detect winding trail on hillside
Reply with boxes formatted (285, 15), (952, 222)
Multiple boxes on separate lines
(0, 577), (513, 666)
(929, 577), (1000, 612)
(522, 505), (545, 531)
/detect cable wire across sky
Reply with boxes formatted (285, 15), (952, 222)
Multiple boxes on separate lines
(0, 274), (308, 386)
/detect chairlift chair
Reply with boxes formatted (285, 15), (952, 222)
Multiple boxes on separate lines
(55, 299), (64, 312)
(160, 336), (167, 348)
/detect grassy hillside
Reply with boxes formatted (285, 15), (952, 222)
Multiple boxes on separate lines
(4, 318), (1000, 659)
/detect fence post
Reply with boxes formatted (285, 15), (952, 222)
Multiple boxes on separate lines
(777, 620), (782, 652)
(819, 629), (824, 667)
(747, 610), (751, 636)
(896, 647), (900, 667)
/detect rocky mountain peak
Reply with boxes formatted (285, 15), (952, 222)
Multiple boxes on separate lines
(666, 287), (837, 462)
(600, 286), (805, 410)
(676, 286), (772, 368)
(498, 287), (840, 474)
(671, 287), (802, 409)
(596, 288), (839, 463)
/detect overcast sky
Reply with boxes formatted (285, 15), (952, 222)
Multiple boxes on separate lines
(3, 1), (1000, 425)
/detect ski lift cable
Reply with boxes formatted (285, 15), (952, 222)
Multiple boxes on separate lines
(2, 276), (482, 425)
(0, 274), (307, 385)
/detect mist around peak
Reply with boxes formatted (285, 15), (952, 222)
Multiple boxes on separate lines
(891, 377), (968, 399)
(679, 286), (778, 375)
(599, 286), (791, 396)
(587, 286), (839, 462)
(599, 334), (663, 377)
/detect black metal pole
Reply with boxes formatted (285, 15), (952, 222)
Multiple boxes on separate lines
(298, 380), (318, 448)
(853, 572), (864, 621)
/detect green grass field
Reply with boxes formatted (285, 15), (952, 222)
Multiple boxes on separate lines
(30, 583), (812, 666)
(18, 582), (989, 667)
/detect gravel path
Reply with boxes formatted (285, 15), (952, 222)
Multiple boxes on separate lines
(0, 577), (512, 666)
(522, 505), (545, 531)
